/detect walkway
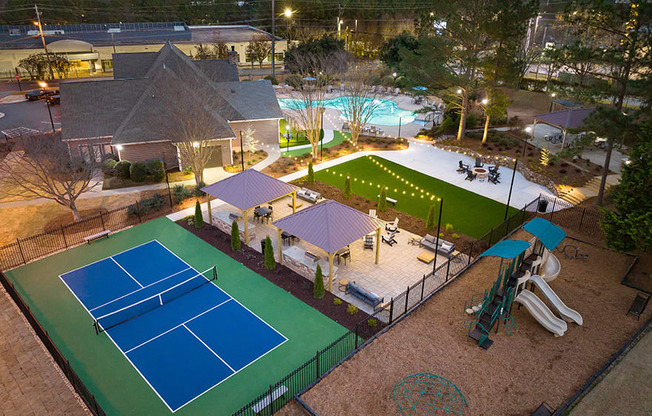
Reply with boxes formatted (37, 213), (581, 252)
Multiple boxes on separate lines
(0, 285), (88, 416)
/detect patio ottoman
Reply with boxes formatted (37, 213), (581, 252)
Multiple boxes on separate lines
(417, 251), (435, 264)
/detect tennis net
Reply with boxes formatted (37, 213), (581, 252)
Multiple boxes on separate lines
(93, 266), (217, 334)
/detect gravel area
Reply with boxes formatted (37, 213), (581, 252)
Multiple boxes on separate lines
(299, 230), (651, 415)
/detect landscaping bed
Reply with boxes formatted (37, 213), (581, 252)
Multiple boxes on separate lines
(224, 149), (268, 173)
(176, 219), (385, 339)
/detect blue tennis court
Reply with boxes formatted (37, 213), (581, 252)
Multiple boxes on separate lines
(59, 240), (287, 412)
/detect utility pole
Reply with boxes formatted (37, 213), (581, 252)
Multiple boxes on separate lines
(271, 0), (276, 78)
(34, 4), (55, 80)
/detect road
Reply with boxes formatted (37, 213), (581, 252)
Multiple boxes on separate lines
(0, 96), (60, 133)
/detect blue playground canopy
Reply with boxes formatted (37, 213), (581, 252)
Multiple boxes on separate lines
(479, 240), (531, 259)
(523, 218), (566, 251)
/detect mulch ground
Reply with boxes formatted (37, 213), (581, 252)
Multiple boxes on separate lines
(175, 219), (384, 339)
(299, 229), (651, 416)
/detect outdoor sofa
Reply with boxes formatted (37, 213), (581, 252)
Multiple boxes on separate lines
(297, 187), (322, 203)
(420, 234), (455, 256)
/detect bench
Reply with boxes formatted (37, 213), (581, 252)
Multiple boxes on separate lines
(377, 195), (397, 206)
(346, 281), (383, 308)
(627, 293), (650, 320)
(252, 385), (288, 414)
(83, 230), (110, 244)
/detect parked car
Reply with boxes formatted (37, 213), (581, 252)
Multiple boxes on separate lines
(25, 89), (57, 101)
(46, 94), (60, 105)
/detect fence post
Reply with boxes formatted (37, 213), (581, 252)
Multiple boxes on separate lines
(268, 384), (274, 414)
(420, 274), (426, 300)
(60, 225), (68, 248)
(135, 200), (142, 223)
(468, 243), (473, 265)
(354, 322), (359, 349)
(488, 227), (494, 246)
(446, 258), (451, 281)
(579, 207), (586, 231)
(389, 298), (394, 324)
(404, 285), (410, 313)
(521, 205), (527, 224)
(550, 198), (557, 222)
(99, 211), (106, 231)
(16, 238), (26, 264)
(315, 350), (320, 379)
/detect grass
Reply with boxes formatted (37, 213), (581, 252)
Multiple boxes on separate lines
(279, 119), (311, 147)
(281, 130), (352, 158)
(314, 156), (518, 238)
(5, 218), (348, 415)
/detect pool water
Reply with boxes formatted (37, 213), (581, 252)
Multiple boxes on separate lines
(278, 96), (415, 126)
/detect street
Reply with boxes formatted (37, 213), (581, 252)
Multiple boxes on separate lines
(0, 94), (60, 133)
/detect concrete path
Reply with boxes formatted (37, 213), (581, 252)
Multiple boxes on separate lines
(0, 285), (88, 416)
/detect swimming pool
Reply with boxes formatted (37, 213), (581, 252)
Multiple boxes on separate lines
(278, 96), (415, 126)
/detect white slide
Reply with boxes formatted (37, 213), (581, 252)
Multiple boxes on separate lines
(515, 290), (567, 337)
(529, 275), (583, 325)
(539, 249), (561, 282)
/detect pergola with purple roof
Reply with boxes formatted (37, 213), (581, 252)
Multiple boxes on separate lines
(272, 200), (384, 292)
(201, 169), (299, 245)
(531, 107), (595, 149)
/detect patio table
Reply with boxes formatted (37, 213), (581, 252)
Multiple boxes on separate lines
(472, 167), (488, 182)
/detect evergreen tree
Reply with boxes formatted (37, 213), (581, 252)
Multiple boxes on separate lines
(378, 187), (387, 212)
(313, 264), (325, 299)
(426, 204), (436, 231)
(231, 221), (241, 251)
(264, 235), (276, 270)
(344, 174), (352, 199)
(194, 200), (203, 228)
(307, 162), (315, 184)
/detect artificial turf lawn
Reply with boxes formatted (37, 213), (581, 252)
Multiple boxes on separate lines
(5, 217), (348, 416)
(314, 156), (519, 238)
(281, 130), (351, 157)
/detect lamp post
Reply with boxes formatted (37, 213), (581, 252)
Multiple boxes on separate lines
(40, 82), (55, 132)
(284, 8), (294, 42)
(271, 0), (276, 78)
(320, 108), (324, 160)
(432, 198), (444, 275)
(504, 159), (518, 220)
(397, 116), (402, 139)
(33, 5), (54, 80)
(239, 131), (245, 171)
(548, 92), (556, 112)
(522, 127), (532, 158)
(285, 124), (291, 153)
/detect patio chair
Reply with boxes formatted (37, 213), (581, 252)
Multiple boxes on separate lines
(488, 173), (500, 184)
(475, 157), (484, 168)
(465, 171), (477, 182)
(382, 232), (398, 246)
(386, 217), (399, 233)
(457, 161), (469, 174)
(376, 127), (384, 135)
(369, 209), (376, 218)
(393, 87), (400, 96)
(488, 165), (499, 175)
(364, 235), (375, 250)
(342, 122), (350, 131)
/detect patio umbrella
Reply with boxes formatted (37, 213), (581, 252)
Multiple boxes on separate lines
(412, 86), (428, 91)
(303, 77), (317, 81)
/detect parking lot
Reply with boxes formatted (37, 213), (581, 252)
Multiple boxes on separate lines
(0, 81), (61, 134)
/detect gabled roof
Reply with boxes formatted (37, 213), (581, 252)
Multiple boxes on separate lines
(194, 60), (239, 82)
(534, 108), (595, 130)
(112, 52), (159, 79)
(218, 80), (284, 120)
(272, 200), (384, 254)
(201, 169), (299, 211)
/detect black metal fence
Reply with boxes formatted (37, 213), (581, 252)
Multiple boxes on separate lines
(0, 193), (172, 271)
(0, 271), (107, 415)
(536, 193), (604, 240)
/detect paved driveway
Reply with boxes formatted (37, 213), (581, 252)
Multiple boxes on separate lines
(0, 98), (60, 133)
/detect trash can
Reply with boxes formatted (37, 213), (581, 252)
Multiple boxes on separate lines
(538, 199), (549, 213)
(260, 239), (267, 253)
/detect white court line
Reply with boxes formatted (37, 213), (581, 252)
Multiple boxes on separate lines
(124, 298), (232, 354)
(110, 257), (143, 288)
(90, 267), (192, 312)
(60, 240), (157, 276)
(183, 324), (236, 373)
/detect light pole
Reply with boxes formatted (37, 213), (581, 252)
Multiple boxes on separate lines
(504, 159), (517, 221)
(271, 0), (276, 78)
(33, 5), (54, 80)
(397, 117), (402, 139)
(285, 124), (291, 153)
(239, 131), (245, 171)
(320, 108), (324, 160)
(432, 198), (444, 275)
(284, 8), (294, 42)
(548, 92), (557, 112)
(40, 82), (55, 132)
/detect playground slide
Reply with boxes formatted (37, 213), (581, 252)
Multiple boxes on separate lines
(529, 275), (583, 325)
(515, 290), (567, 337)
(539, 249), (560, 282)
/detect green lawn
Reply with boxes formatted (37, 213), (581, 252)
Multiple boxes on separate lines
(281, 130), (351, 158)
(314, 156), (518, 238)
(5, 218), (348, 416)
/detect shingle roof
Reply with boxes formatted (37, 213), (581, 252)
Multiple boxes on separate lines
(201, 169), (299, 211)
(217, 80), (284, 120)
(112, 52), (159, 79)
(272, 200), (384, 254)
(534, 108), (595, 130)
(194, 60), (239, 82)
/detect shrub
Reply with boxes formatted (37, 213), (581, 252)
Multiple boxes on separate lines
(172, 184), (192, 204)
(129, 161), (147, 182)
(313, 265), (325, 299)
(127, 193), (165, 217)
(147, 159), (165, 182)
(508, 116), (520, 126)
(452, 233), (459, 239)
(378, 187), (387, 212)
(367, 318), (378, 328)
(285, 74), (304, 88)
(439, 232), (444, 238)
(194, 200), (203, 228)
(102, 159), (117, 175)
(445, 223), (454, 233)
(307, 162), (315, 184)
(466, 114), (478, 128)
(231, 221), (241, 251)
(426, 204), (436, 231)
(263, 75), (278, 85)
(347, 304), (358, 315)
(115, 160), (131, 179)
(333, 298), (342, 306)
(194, 181), (206, 197)
(264, 235), (276, 270)
(183, 166), (194, 175)
(344, 174), (352, 199)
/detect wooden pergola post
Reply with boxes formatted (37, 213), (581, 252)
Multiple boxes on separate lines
(291, 192), (297, 214)
(243, 208), (250, 245)
(207, 196), (213, 225)
(327, 252), (335, 292)
(277, 227), (283, 264)
(375, 227), (381, 264)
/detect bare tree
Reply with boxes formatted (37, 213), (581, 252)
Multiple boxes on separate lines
(339, 65), (386, 145)
(283, 51), (348, 161)
(212, 36), (229, 59)
(0, 133), (99, 221)
(246, 34), (272, 68)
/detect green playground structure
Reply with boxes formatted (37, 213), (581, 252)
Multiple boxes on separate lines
(391, 373), (468, 416)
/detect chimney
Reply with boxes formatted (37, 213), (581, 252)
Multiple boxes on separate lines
(227, 50), (238, 65)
